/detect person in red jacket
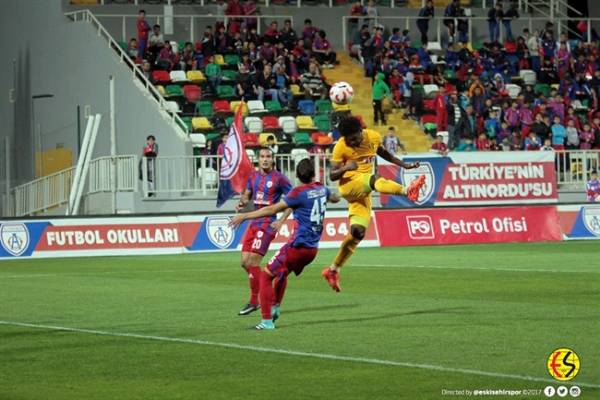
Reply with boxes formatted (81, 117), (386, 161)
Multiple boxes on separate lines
(136, 10), (151, 57)
(434, 86), (448, 131)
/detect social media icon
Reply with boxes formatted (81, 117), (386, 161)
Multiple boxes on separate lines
(544, 386), (556, 397)
(569, 386), (581, 398)
(557, 386), (568, 397)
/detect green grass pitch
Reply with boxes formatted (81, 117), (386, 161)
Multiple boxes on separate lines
(1, 242), (599, 399)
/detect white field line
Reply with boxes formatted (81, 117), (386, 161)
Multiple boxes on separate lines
(1, 320), (598, 389)
(351, 264), (600, 274)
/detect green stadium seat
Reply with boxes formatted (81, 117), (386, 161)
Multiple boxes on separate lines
(206, 132), (221, 142)
(315, 99), (333, 114)
(226, 116), (234, 127)
(180, 116), (193, 132)
(265, 100), (283, 113)
(221, 70), (238, 81)
(217, 85), (235, 98)
(534, 83), (551, 97)
(313, 115), (331, 132)
(196, 100), (214, 117)
(293, 132), (312, 146)
(165, 85), (183, 97)
(224, 54), (240, 66)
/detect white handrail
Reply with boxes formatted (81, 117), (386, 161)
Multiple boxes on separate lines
(64, 10), (189, 138)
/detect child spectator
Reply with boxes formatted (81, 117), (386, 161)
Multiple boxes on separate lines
(587, 170), (600, 202)
(127, 38), (140, 62)
(205, 55), (222, 91)
(475, 133), (490, 151)
(142, 134), (158, 196)
(509, 130), (523, 150)
(504, 101), (520, 129)
(266, 135), (278, 154)
(579, 123), (594, 149)
(372, 72), (391, 125)
(541, 138), (554, 151)
(498, 121), (511, 142)
(157, 41), (176, 70)
(484, 109), (500, 139)
(382, 127), (406, 154)
(489, 137), (500, 151)
(551, 115), (567, 150)
(431, 134), (449, 155)
(565, 119), (580, 149)
(524, 131), (541, 150)
(456, 138), (476, 151)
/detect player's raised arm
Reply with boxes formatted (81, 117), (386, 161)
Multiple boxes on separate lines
(376, 145), (420, 170)
(271, 207), (293, 232)
(230, 200), (289, 228)
(329, 160), (358, 181)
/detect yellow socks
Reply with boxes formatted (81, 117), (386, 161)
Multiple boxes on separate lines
(333, 234), (360, 269)
(374, 177), (405, 195)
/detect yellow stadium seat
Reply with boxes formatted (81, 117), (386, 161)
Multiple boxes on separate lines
(187, 70), (206, 83)
(230, 101), (248, 116)
(214, 54), (226, 66)
(296, 116), (315, 130)
(192, 117), (213, 130)
(290, 84), (302, 96)
(156, 85), (166, 96)
(259, 133), (277, 146)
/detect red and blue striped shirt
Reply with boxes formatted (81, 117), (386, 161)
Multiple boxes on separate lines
(246, 170), (292, 232)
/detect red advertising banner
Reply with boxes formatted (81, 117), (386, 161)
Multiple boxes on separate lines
(271, 214), (378, 245)
(375, 206), (562, 246)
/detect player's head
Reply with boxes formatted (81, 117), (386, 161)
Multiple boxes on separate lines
(146, 135), (155, 144)
(591, 170), (598, 180)
(258, 147), (274, 172)
(338, 116), (364, 148)
(296, 158), (315, 184)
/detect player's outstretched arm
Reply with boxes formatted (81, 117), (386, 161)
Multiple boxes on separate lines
(271, 207), (293, 232)
(329, 160), (358, 181)
(376, 146), (420, 169)
(230, 200), (289, 228)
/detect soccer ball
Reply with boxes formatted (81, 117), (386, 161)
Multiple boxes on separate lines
(329, 82), (354, 105)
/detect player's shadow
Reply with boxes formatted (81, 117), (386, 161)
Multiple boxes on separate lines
(281, 307), (469, 327)
(282, 303), (361, 315)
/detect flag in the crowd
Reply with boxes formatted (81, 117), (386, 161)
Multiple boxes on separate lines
(216, 103), (253, 207)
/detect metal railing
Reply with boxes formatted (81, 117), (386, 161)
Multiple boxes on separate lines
(9, 155), (137, 217)
(93, 13), (295, 42)
(64, 10), (189, 138)
(555, 150), (600, 188)
(343, 15), (600, 49)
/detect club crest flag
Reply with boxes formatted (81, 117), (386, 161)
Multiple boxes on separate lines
(216, 102), (253, 207)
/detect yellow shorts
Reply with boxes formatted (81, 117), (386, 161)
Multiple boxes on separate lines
(339, 173), (373, 228)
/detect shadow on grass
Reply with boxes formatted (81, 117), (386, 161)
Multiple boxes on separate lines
(280, 307), (469, 327)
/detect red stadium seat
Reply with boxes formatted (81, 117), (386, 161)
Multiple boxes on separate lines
(183, 85), (201, 103)
(213, 100), (231, 114)
(421, 114), (437, 125)
(152, 70), (170, 84)
(262, 116), (279, 130)
(423, 99), (435, 111)
(244, 133), (260, 147)
(311, 132), (333, 145)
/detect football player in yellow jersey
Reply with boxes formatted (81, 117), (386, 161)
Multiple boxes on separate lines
(322, 116), (425, 292)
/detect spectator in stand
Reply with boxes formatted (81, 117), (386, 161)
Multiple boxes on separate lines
(504, 101), (520, 130)
(503, 2), (519, 42)
(485, 109), (500, 140)
(137, 9), (151, 57)
(264, 21), (280, 45)
(205, 55), (222, 92)
(456, 138), (476, 151)
(313, 31), (336, 69)
(349, 1), (366, 41)
(487, 3), (502, 44)
(225, 0), (244, 34)
(147, 24), (164, 64)
(143, 135), (158, 196)
(443, 0), (460, 44)
(302, 19), (319, 47)
(509, 130), (522, 150)
(528, 30), (541, 72)
(551, 115), (567, 150)
(127, 38), (140, 62)
(434, 86), (447, 131)
(236, 63), (254, 100)
(498, 121), (511, 143)
(365, 0), (378, 31)
(254, 63), (278, 103)
(157, 41), (176, 70)
(587, 170), (600, 202)
(243, 0), (258, 31)
(179, 42), (196, 71)
(524, 131), (541, 150)
(541, 138), (554, 151)
(531, 113), (551, 142)
(274, 65), (294, 107)
(566, 119), (580, 149)
(201, 26), (215, 58)
(141, 59), (152, 82)
(541, 30), (557, 59)
(266, 135), (279, 154)
(383, 127), (406, 154)
(301, 62), (326, 99)
(372, 72), (391, 125)
(446, 93), (464, 149)
(579, 123), (595, 149)
(417, 0), (434, 45)
(280, 19), (298, 51)
(476, 132), (491, 151)
(456, 105), (477, 142)
(431, 134), (449, 155)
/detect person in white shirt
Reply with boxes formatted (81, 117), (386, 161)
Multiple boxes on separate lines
(148, 24), (165, 62)
(527, 30), (541, 71)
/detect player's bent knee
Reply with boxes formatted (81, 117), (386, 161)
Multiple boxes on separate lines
(351, 225), (366, 241)
(369, 174), (381, 190)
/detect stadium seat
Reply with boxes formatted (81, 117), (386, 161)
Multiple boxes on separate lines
(230, 101), (248, 115)
(217, 85), (235, 98)
(196, 101), (214, 117)
(298, 100), (316, 115)
(421, 114), (437, 125)
(506, 84), (521, 99)
(192, 117), (213, 130)
(247, 100), (266, 114)
(183, 85), (201, 103)
(291, 148), (310, 163)
(198, 167), (218, 188)
(180, 116), (193, 132)
(423, 84), (439, 97)
(278, 116), (297, 134)
(534, 83), (551, 97)
(214, 54), (226, 66)
(189, 133), (207, 147)
(265, 100), (283, 113)
(296, 116), (315, 130)
(315, 99), (332, 114)
(206, 132), (221, 142)
(294, 132), (312, 146)
(170, 70), (188, 83)
(290, 84), (302, 96)
(187, 70), (206, 83)
(221, 70), (238, 81)
(152, 70), (170, 84)
(313, 115), (331, 132)
(165, 85), (183, 97)
(262, 116), (279, 130)
(164, 101), (180, 113)
(225, 116), (234, 127)
(311, 132), (333, 145)
(245, 116), (263, 133)
(224, 54), (240, 66)
(519, 70), (536, 86)
(213, 100), (231, 114)
(246, 149), (257, 163)
(423, 98), (435, 111)
(156, 85), (166, 96)
(244, 133), (259, 147)
(259, 133), (277, 146)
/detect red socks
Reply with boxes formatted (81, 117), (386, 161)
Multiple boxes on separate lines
(247, 266), (261, 305)
(274, 277), (288, 305)
(260, 270), (275, 320)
